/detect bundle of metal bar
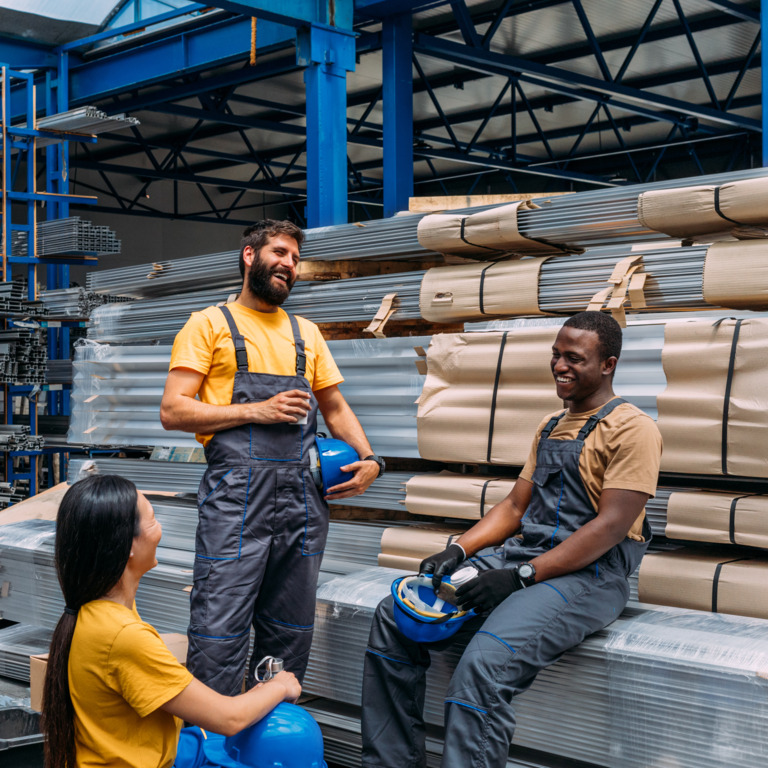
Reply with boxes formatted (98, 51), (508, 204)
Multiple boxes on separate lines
(13, 217), (121, 257)
(0, 328), (47, 384)
(45, 359), (73, 384)
(68, 337), (427, 455)
(32, 107), (140, 147)
(0, 424), (44, 451)
(0, 623), (52, 682)
(306, 568), (768, 768)
(0, 481), (24, 509)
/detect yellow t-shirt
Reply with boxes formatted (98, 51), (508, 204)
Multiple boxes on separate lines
(169, 303), (344, 446)
(518, 398), (662, 541)
(69, 600), (193, 768)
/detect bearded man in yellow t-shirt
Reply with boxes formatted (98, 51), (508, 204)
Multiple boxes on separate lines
(361, 310), (663, 768)
(160, 220), (383, 695)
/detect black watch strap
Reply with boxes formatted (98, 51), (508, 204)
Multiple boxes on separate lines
(363, 454), (385, 477)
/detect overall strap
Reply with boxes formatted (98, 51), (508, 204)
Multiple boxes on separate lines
(219, 305), (249, 372)
(540, 411), (567, 440)
(577, 397), (628, 441)
(287, 313), (307, 378)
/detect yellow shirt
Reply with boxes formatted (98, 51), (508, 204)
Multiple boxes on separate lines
(169, 303), (344, 446)
(519, 399), (662, 541)
(69, 600), (193, 768)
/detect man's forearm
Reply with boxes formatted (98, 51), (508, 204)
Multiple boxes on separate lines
(161, 395), (264, 434)
(456, 495), (525, 557)
(323, 404), (373, 459)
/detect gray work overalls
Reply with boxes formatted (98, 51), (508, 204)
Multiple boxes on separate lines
(362, 397), (651, 768)
(187, 305), (329, 695)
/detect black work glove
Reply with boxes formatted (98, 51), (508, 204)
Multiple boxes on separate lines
(419, 543), (465, 591)
(455, 567), (524, 613)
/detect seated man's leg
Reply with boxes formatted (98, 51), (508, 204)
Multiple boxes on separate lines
(442, 565), (629, 768)
(362, 595), (432, 768)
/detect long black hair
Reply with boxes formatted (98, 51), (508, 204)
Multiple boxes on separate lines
(42, 474), (140, 768)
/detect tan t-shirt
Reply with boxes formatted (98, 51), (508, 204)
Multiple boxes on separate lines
(169, 302), (344, 446)
(519, 398), (662, 541)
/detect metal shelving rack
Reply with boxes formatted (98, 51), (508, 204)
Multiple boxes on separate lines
(0, 63), (97, 498)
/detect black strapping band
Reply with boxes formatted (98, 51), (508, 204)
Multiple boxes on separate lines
(486, 332), (508, 463)
(721, 319), (743, 476)
(728, 494), (763, 545)
(714, 186), (745, 226)
(479, 263), (497, 315)
(460, 217), (502, 254)
(712, 557), (747, 613)
(479, 479), (492, 518)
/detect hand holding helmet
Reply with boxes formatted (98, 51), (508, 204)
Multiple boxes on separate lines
(419, 543), (465, 591)
(455, 567), (525, 613)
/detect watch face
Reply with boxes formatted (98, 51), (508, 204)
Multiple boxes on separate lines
(518, 563), (534, 580)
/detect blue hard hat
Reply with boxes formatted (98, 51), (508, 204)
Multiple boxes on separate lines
(202, 703), (328, 768)
(391, 575), (476, 644)
(309, 434), (356, 495)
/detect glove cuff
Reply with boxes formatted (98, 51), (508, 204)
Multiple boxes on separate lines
(449, 542), (466, 562)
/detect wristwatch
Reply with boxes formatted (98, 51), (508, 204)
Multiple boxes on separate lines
(516, 562), (537, 588)
(363, 454), (386, 477)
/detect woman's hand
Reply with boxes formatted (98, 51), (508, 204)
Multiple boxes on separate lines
(271, 670), (301, 703)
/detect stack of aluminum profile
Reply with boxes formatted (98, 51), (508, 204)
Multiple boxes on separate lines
(12, 217), (121, 257)
(0, 623), (52, 682)
(306, 567), (768, 768)
(0, 328), (46, 384)
(0, 425), (45, 451)
(67, 337), (427, 454)
(87, 272), (424, 344)
(67, 457), (207, 494)
(45, 358), (73, 384)
(33, 107), (140, 147)
(88, 168), (768, 300)
(538, 243), (709, 313)
(0, 481), (24, 508)
(39, 287), (129, 318)
(0, 280), (27, 314)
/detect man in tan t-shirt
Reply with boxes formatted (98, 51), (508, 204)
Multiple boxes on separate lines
(361, 311), (662, 768)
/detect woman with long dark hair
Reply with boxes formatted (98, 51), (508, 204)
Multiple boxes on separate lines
(41, 474), (300, 768)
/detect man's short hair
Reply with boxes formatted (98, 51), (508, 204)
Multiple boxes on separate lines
(239, 220), (305, 278)
(562, 311), (622, 360)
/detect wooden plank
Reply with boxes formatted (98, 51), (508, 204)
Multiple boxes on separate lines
(297, 258), (442, 281)
(408, 192), (573, 213)
(317, 318), (465, 341)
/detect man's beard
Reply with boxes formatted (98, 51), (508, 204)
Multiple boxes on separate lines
(247, 257), (295, 306)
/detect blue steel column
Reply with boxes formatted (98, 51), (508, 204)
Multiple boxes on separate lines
(763, 0), (767, 165)
(299, 25), (356, 227)
(382, 13), (413, 218)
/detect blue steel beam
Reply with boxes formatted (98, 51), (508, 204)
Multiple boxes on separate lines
(68, 16), (295, 104)
(208, 1), (352, 28)
(382, 13), (414, 217)
(414, 33), (762, 131)
(299, 23), (356, 226)
(0, 37), (55, 70)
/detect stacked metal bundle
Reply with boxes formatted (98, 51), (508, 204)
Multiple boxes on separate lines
(0, 481), (24, 508)
(68, 337), (426, 454)
(39, 287), (128, 318)
(45, 358), (73, 384)
(33, 107), (140, 147)
(0, 328), (46, 384)
(306, 568), (768, 768)
(0, 425), (44, 451)
(0, 280), (28, 314)
(12, 217), (121, 257)
(0, 623), (52, 682)
(67, 457), (206, 493)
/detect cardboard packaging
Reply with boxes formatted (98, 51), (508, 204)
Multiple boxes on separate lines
(657, 317), (768, 477)
(377, 524), (465, 572)
(637, 177), (768, 239)
(638, 548), (768, 620)
(666, 490), (768, 549)
(29, 632), (188, 712)
(419, 258), (549, 323)
(416, 200), (570, 258)
(416, 328), (561, 465)
(405, 471), (517, 520)
(702, 240), (768, 311)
